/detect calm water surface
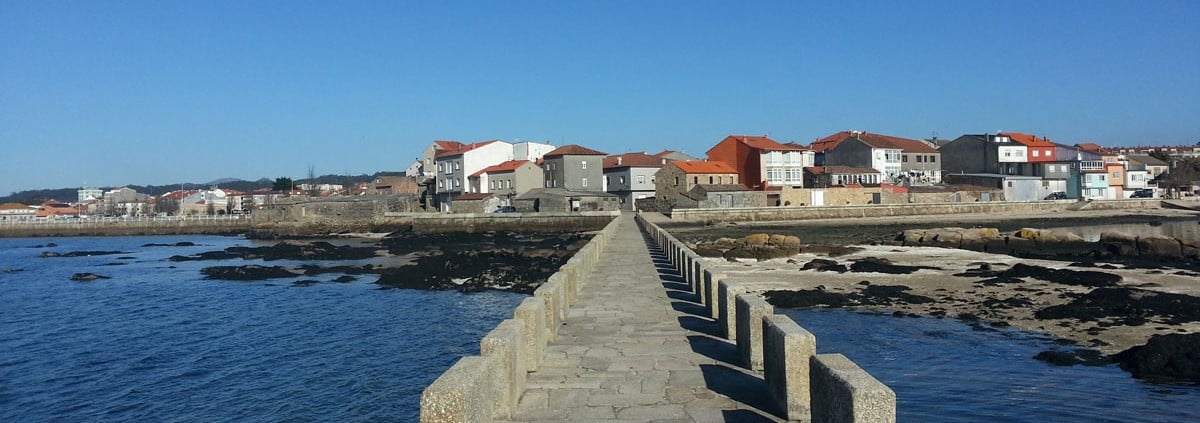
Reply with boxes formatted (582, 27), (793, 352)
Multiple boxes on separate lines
(0, 235), (523, 422)
(782, 308), (1200, 422)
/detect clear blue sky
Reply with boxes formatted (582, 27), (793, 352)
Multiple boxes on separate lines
(2, 1), (1197, 195)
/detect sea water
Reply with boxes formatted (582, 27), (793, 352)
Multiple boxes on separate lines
(0, 235), (523, 422)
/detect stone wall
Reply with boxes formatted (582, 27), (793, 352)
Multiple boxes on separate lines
(0, 218), (250, 238)
(419, 216), (622, 422)
(639, 215), (896, 422)
(669, 198), (1164, 223)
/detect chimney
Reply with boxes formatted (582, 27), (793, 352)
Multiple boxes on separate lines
(617, 157), (622, 165)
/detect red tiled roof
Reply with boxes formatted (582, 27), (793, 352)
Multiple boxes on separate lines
(726, 135), (808, 152)
(673, 161), (737, 174)
(804, 166), (881, 175)
(811, 131), (936, 153)
(544, 144), (607, 157)
(1075, 142), (1104, 153)
(435, 140), (500, 158)
(1002, 132), (1055, 147)
(470, 160), (532, 177)
(433, 140), (464, 150)
(603, 152), (668, 169)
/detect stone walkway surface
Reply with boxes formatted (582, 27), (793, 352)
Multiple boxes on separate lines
(502, 214), (785, 422)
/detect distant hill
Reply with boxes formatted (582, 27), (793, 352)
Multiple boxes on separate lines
(0, 173), (406, 205)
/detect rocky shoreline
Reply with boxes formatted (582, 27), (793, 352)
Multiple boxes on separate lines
(676, 210), (1200, 384)
(176, 231), (590, 294)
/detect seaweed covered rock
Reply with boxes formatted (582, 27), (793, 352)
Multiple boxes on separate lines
(1112, 333), (1200, 383)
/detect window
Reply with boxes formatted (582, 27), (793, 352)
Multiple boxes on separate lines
(454, 178), (460, 187)
(767, 151), (782, 165)
(693, 176), (699, 184)
(903, 156), (909, 163)
(930, 156), (936, 163)
(1032, 150), (1040, 157)
(786, 168), (802, 182)
(1112, 172), (1121, 178)
(675, 177), (680, 186)
(437, 164), (443, 172)
(1017, 150), (1025, 157)
(581, 160), (587, 170)
(619, 176), (626, 184)
(454, 162), (460, 170)
(437, 180), (443, 188)
(581, 178), (588, 187)
(637, 175), (645, 184)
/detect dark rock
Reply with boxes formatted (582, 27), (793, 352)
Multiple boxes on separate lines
(764, 284), (933, 309)
(101, 262), (127, 266)
(70, 273), (110, 281)
(4, 268), (24, 273)
(201, 265), (299, 280)
(376, 248), (572, 294)
(801, 258), (847, 272)
(1112, 333), (1200, 383)
(1035, 287), (1200, 326)
(849, 257), (941, 274)
(1034, 349), (1108, 366)
(169, 251), (242, 261)
(42, 251), (127, 258)
(177, 241), (381, 262)
(802, 245), (864, 257)
(292, 279), (321, 287)
(142, 241), (197, 247)
(332, 275), (356, 283)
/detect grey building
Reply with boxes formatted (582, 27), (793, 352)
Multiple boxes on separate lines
(943, 173), (1042, 202)
(603, 152), (669, 211)
(541, 145), (607, 192)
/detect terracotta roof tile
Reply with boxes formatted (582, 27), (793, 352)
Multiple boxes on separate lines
(603, 152), (668, 169)
(435, 140), (500, 158)
(1075, 142), (1105, 153)
(726, 135), (809, 152)
(544, 144), (607, 157)
(433, 140), (464, 150)
(1002, 132), (1056, 147)
(673, 161), (738, 174)
(470, 160), (533, 177)
(811, 131), (936, 153)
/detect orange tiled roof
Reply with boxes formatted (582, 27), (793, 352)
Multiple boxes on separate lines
(811, 131), (936, 153)
(544, 144), (607, 157)
(470, 160), (532, 177)
(604, 152), (667, 169)
(1002, 132), (1056, 147)
(726, 135), (808, 152)
(433, 140), (464, 150)
(673, 161), (737, 174)
(1075, 142), (1104, 153)
(435, 140), (500, 158)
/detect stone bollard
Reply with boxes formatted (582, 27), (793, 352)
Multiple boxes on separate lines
(691, 256), (703, 297)
(810, 353), (896, 423)
(702, 269), (724, 319)
(480, 319), (526, 419)
(735, 294), (774, 371)
(717, 280), (749, 340)
(534, 282), (562, 338)
(419, 355), (496, 423)
(513, 297), (547, 371)
(763, 314), (816, 421)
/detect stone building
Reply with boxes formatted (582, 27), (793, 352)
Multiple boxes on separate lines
(541, 145), (607, 192)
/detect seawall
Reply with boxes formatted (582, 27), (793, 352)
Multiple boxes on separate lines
(668, 198), (1165, 222)
(0, 218), (251, 238)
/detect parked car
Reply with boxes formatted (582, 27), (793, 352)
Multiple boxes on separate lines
(1130, 189), (1155, 198)
(493, 206), (517, 213)
(1044, 192), (1068, 200)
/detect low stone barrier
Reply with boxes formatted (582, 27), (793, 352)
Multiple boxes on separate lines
(811, 354), (897, 423)
(637, 213), (896, 422)
(763, 314), (816, 421)
(420, 215), (621, 422)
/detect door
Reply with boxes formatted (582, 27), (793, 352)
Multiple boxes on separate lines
(980, 192), (991, 202)
(811, 190), (825, 206)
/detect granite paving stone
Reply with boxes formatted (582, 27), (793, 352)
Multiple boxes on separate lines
(500, 214), (782, 422)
